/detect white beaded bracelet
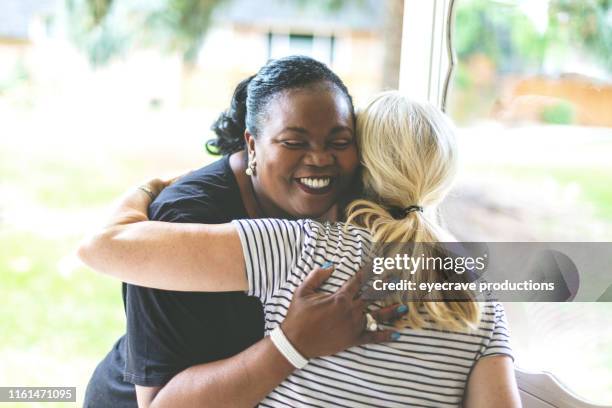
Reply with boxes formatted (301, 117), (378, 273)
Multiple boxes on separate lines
(269, 326), (309, 369)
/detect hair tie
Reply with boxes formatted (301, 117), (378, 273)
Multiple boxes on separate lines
(402, 205), (423, 215)
(388, 205), (424, 219)
(403, 205), (423, 215)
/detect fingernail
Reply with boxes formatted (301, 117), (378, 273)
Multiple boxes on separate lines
(396, 305), (408, 314)
(321, 261), (333, 269)
(391, 332), (401, 341)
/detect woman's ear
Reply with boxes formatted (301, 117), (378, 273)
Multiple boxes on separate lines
(244, 130), (258, 177)
(244, 130), (256, 155)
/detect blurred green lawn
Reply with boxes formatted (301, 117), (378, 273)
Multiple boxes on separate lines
(1, 121), (612, 406)
(0, 120), (214, 406)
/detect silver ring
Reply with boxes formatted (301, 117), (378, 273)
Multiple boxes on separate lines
(364, 313), (378, 332)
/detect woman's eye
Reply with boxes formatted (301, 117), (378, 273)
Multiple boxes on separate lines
(331, 140), (352, 149)
(282, 141), (307, 148)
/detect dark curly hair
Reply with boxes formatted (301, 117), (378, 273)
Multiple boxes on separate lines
(207, 55), (354, 155)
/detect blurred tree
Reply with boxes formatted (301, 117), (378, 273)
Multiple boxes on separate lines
(66, 0), (356, 65)
(66, 0), (224, 65)
(65, 0), (402, 86)
(454, 0), (611, 73)
(547, 0), (611, 71)
(454, 0), (547, 73)
(450, 0), (610, 123)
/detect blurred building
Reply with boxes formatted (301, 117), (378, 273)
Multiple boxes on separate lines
(0, 0), (386, 112)
(188, 0), (387, 107)
(0, 0), (57, 81)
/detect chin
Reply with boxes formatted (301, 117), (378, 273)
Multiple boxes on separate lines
(293, 205), (332, 220)
(286, 192), (337, 219)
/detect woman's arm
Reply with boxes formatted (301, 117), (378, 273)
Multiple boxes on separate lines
(463, 355), (522, 408)
(80, 179), (402, 408)
(78, 179), (247, 292)
(145, 335), (294, 408)
(141, 265), (400, 408)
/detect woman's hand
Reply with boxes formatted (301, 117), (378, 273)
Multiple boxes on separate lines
(141, 178), (171, 198)
(106, 175), (181, 227)
(78, 173), (197, 286)
(133, 176), (178, 209)
(281, 264), (405, 359)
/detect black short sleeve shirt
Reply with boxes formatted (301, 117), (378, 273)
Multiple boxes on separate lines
(84, 156), (264, 407)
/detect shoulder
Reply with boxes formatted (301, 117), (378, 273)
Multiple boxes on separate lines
(233, 219), (309, 248)
(263, 219), (372, 246)
(297, 221), (373, 269)
(159, 156), (234, 201)
(306, 221), (372, 251)
(232, 219), (373, 258)
(477, 302), (514, 359)
(149, 156), (244, 222)
(479, 302), (509, 327)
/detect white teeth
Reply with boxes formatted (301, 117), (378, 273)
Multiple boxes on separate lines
(299, 177), (331, 189)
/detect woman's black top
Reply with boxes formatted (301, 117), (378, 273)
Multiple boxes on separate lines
(84, 156), (264, 407)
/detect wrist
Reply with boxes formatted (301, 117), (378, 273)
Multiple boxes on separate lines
(269, 326), (309, 369)
(280, 320), (309, 358)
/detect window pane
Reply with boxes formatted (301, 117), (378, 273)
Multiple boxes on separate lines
(448, 0), (612, 403)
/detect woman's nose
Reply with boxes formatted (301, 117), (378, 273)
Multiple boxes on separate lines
(304, 148), (335, 167)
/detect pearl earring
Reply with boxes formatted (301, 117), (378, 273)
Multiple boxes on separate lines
(246, 152), (256, 176)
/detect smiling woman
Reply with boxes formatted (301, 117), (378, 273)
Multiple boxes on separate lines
(82, 55), (378, 408)
(209, 55), (359, 221)
(247, 85), (357, 218)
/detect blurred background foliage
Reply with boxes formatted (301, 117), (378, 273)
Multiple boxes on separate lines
(64, 0), (611, 79)
(455, 0), (611, 74)
(451, 0), (611, 123)
(65, 0), (223, 64)
(65, 0), (370, 65)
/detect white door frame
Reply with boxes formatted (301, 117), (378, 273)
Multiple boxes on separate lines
(398, 0), (456, 111)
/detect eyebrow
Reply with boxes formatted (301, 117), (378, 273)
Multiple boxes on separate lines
(282, 126), (354, 136)
(283, 126), (308, 135)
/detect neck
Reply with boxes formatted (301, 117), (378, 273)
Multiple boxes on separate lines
(250, 177), (294, 219)
(229, 150), (292, 219)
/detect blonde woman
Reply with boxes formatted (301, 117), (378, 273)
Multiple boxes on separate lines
(79, 92), (521, 407)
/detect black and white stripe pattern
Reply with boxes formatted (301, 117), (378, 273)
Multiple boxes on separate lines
(233, 219), (513, 408)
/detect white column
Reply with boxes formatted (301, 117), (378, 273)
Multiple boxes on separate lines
(399, 0), (455, 111)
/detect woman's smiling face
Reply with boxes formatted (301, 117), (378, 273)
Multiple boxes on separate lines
(247, 84), (358, 219)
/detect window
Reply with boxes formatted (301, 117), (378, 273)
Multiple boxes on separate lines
(289, 33), (314, 54)
(268, 32), (335, 65)
(401, 0), (612, 404)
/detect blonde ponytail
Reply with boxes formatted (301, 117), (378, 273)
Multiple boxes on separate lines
(347, 92), (480, 331)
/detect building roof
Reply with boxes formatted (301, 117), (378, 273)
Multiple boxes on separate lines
(214, 0), (385, 32)
(0, 0), (58, 40)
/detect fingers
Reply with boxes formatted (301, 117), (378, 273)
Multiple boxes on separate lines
(371, 304), (408, 323)
(353, 297), (367, 311)
(297, 264), (335, 295)
(357, 329), (401, 346)
(145, 178), (166, 197)
(339, 267), (365, 299)
(354, 304), (408, 346)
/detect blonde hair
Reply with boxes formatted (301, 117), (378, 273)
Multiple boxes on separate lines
(346, 91), (480, 331)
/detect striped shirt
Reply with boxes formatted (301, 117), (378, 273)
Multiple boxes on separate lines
(233, 218), (513, 408)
